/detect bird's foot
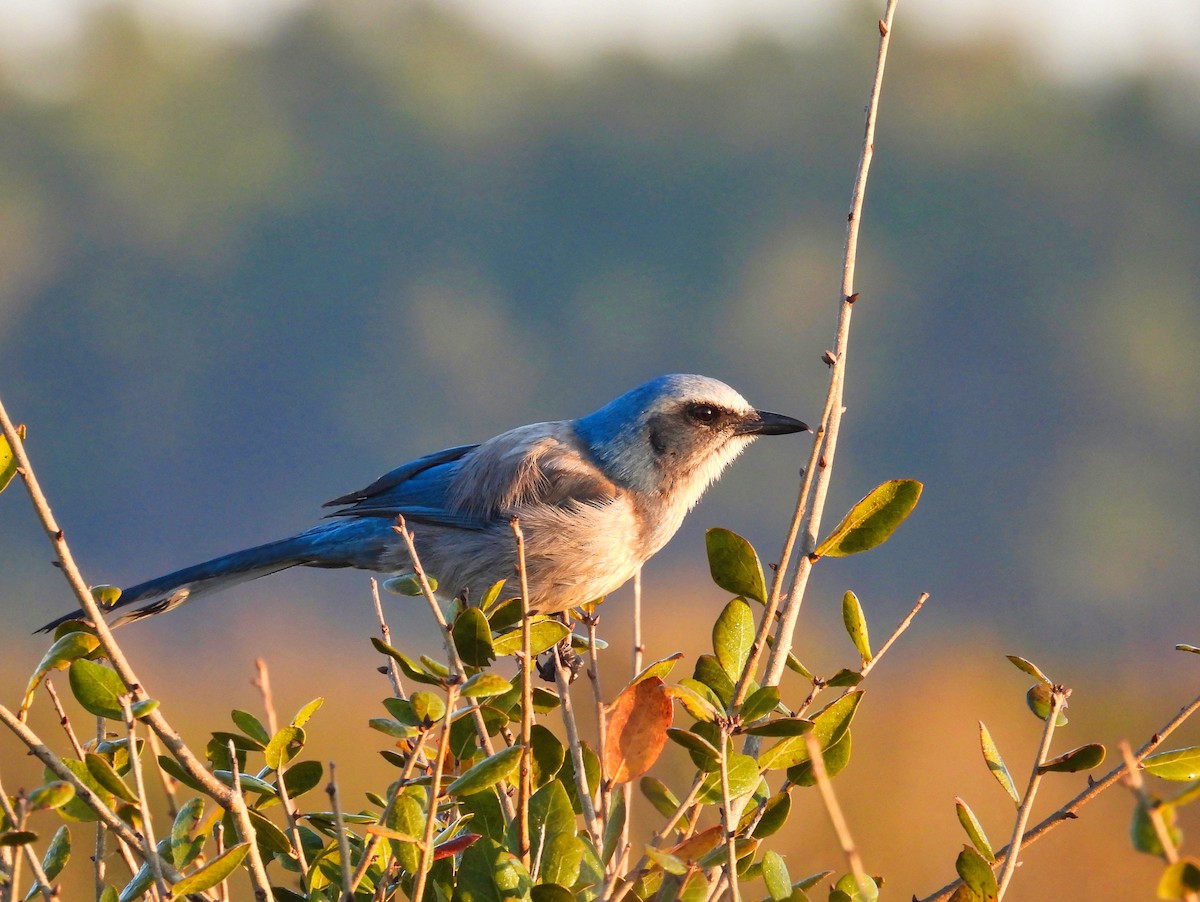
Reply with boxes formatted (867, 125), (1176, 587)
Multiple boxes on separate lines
(537, 639), (583, 684)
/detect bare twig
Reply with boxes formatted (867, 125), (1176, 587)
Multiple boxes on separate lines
(719, 728), (743, 902)
(43, 678), (86, 760)
(859, 591), (928, 681)
(326, 761), (354, 902)
(806, 731), (868, 889)
(371, 578), (407, 698)
(512, 519), (534, 869)
(124, 696), (168, 901)
(762, 0), (901, 693)
(553, 632), (603, 850)
(995, 688), (1068, 899)
(253, 657), (279, 737)
(412, 682), (459, 902)
(583, 607), (611, 861)
(144, 730), (179, 819)
(610, 772), (706, 902)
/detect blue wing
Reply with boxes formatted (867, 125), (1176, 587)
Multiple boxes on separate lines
(321, 443), (489, 529)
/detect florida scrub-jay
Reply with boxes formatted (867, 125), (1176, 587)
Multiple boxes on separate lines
(40, 374), (806, 631)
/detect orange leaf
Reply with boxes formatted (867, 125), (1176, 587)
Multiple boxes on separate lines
(604, 676), (673, 783)
(668, 825), (724, 862)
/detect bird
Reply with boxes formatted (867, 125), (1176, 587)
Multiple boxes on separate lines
(39, 374), (806, 633)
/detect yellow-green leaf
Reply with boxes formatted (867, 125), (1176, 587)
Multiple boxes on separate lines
(1145, 747), (1200, 782)
(172, 842), (251, 895)
(0, 424), (25, 494)
(1158, 858), (1200, 899)
(955, 845), (998, 901)
(814, 479), (922, 558)
(954, 797), (995, 862)
(22, 631), (101, 716)
(713, 598), (755, 680)
(842, 591), (872, 664)
(68, 658), (126, 720)
(980, 722), (1019, 805)
(1039, 743), (1106, 774)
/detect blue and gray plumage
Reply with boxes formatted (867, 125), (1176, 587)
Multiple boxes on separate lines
(39, 374), (806, 632)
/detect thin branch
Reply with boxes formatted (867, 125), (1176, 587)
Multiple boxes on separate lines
(412, 682), (459, 902)
(719, 728), (743, 902)
(995, 688), (1068, 899)
(144, 730), (179, 820)
(583, 607), (612, 864)
(371, 578), (408, 698)
(124, 697), (168, 901)
(859, 592), (928, 682)
(511, 519), (534, 870)
(609, 772), (706, 902)
(326, 761), (353, 902)
(805, 731), (868, 888)
(43, 678), (86, 759)
(253, 657), (279, 738)
(762, 0), (900, 694)
(553, 634), (603, 851)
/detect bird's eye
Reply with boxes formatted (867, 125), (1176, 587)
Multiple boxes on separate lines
(686, 403), (721, 426)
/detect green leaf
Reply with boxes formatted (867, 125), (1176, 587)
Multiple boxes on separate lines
(826, 668), (864, 687)
(762, 849), (792, 900)
(454, 607), (497, 668)
(172, 842), (251, 895)
(410, 691), (448, 725)
(746, 791), (792, 839)
(713, 598), (756, 680)
(1131, 798), (1180, 857)
(491, 618), (570, 657)
(740, 686), (780, 723)
(842, 591), (872, 664)
(787, 728), (852, 786)
(1159, 859), (1200, 898)
(277, 759), (324, 800)
(831, 872), (879, 902)
(447, 745), (523, 797)
(697, 753), (759, 803)
(531, 884), (576, 902)
(130, 698), (159, 719)
(814, 479), (923, 557)
(1145, 747), (1200, 781)
(0, 423), (25, 494)
(980, 722), (1020, 805)
(264, 726), (305, 770)
(560, 741), (601, 816)
(231, 709), (271, 745)
(370, 638), (443, 685)
(68, 658), (127, 720)
(462, 672), (513, 699)
(693, 655), (735, 708)
(530, 724), (565, 787)
(666, 728), (721, 763)
(22, 631), (101, 716)
(1025, 683), (1068, 725)
(47, 757), (115, 823)
(955, 845), (998, 901)
(759, 692), (861, 771)
(640, 776), (679, 819)
(669, 680), (722, 723)
(39, 824), (71, 882)
(27, 780), (77, 812)
(1039, 743), (1106, 774)
(1176, 645), (1200, 655)
(1006, 655), (1051, 685)
(645, 846), (688, 876)
(455, 836), (532, 901)
(0, 831), (38, 847)
(602, 783), (627, 864)
(954, 798), (995, 862)
(170, 798), (205, 870)
(84, 754), (137, 803)
(705, 528), (768, 603)
(744, 717), (813, 738)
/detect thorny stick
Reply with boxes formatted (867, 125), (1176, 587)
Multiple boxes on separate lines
(124, 696), (168, 901)
(511, 518), (534, 869)
(327, 761), (353, 902)
(412, 682), (460, 902)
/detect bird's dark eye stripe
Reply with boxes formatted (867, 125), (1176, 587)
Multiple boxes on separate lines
(686, 403), (722, 425)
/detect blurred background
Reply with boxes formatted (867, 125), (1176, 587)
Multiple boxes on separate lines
(1, 0), (1199, 897)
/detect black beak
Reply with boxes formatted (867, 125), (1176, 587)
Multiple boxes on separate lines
(737, 410), (809, 436)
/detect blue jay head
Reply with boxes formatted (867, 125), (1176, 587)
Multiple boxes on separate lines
(574, 374), (807, 506)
